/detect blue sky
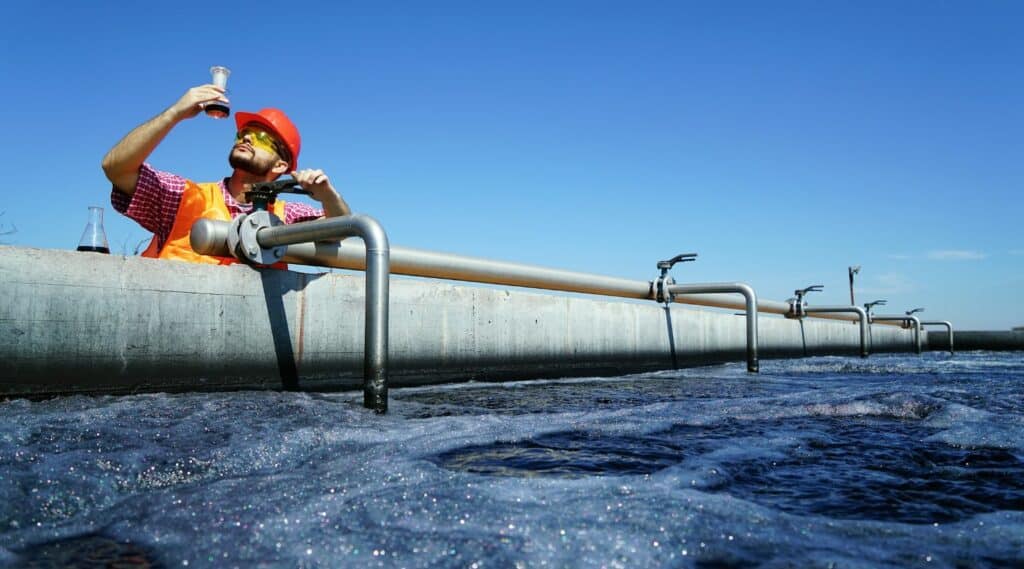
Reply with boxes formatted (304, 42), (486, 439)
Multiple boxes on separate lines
(2, 1), (1021, 329)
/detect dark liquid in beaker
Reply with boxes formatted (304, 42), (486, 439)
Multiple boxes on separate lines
(205, 103), (230, 119)
(77, 245), (110, 254)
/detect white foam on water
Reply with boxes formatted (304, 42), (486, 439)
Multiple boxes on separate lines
(1, 353), (1022, 567)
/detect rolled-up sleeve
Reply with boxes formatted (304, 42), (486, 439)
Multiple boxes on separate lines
(110, 164), (187, 243)
(283, 201), (324, 224)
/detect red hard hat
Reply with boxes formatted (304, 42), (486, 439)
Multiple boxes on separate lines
(235, 108), (301, 171)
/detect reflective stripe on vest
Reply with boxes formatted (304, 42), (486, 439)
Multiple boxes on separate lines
(141, 180), (287, 266)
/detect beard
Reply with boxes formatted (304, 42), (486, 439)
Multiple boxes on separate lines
(228, 147), (275, 176)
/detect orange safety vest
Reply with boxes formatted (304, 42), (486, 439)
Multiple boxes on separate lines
(141, 180), (288, 267)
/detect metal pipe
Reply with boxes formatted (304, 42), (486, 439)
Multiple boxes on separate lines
(264, 216), (390, 413)
(284, 240), (870, 322)
(667, 283), (758, 372)
(191, 219), (898, 326)
(871, 315), (922, 354)
(804, 305), (869, 357)
(193, 215), (391, 413)
(848, 266), (860, 307)
(921, 320), (954, 354)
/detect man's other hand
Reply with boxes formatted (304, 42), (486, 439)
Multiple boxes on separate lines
(291, 169), (350, 217)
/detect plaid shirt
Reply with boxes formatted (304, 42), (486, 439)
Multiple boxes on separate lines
(111, 163), (323, 249)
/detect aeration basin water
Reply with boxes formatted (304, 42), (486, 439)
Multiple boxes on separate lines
(2, 352), (1023, 567)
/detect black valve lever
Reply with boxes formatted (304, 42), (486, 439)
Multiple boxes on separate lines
(863, 300), (887, 318)
(657, 253), (698, 272)
(244, 178), (312, 211)
(794, 284), (824, 297)
(787, 284), (824, 319)
(653, 253), (697, 303)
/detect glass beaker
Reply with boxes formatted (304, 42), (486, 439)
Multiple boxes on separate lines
(77, 206), (110, 254)
(205, 66), (231, 119)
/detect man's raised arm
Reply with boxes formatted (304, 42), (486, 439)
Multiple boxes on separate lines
(101, 85), (228, 195)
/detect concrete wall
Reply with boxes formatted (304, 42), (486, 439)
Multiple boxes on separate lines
(1, 246), (918, 398)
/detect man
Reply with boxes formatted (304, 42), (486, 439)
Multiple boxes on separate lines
(102, 83), (349, 264)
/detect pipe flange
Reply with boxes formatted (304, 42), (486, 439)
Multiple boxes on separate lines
(237, 210), (286, 265)
(227, 214), (245, 260)
(655, 275), (675, 304)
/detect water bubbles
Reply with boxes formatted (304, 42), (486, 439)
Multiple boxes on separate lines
(2, 355), (1023, 566)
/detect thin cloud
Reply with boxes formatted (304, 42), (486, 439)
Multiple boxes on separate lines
(857, 273), (916, 295)
(1009, 249), (1024, 256)
(886, 253), (912, 260)
(926, 250), (987, 261)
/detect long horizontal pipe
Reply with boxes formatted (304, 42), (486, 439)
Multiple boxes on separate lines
(921, 320), (954, 354)
(191, 219), (897, 325)
(668, 283), (758, 372)
(804, 305), (869, 357)
(871, 315), (922, 354)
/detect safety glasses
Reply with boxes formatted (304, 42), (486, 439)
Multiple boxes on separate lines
(235, 127), (287, 159)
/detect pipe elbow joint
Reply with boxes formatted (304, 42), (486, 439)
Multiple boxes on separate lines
(348, 214), (390, 253)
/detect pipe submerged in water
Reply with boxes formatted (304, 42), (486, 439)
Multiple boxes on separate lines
(193, 215), (391, 414)
(803, 305), (870, 357)
(667, 282), (759, 373)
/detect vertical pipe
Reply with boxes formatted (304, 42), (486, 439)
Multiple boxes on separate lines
(908, 315), (922, 354)
(848, 269), (856, 307)
(667, 283), (758, 372)
(254, 214), (391, 413)
(871, 315), (922, 355)
(744, 285), (759, 372)
(804, 306), (869, 357)
(363, 229), (390, 413)
(921, 321), (954, 355)
(941, 321), (954, 355)
(855, 307), (869, 357)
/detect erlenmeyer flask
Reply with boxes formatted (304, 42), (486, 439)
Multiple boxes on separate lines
(77, 206), (110, 254)
(205, 66), (231, 119)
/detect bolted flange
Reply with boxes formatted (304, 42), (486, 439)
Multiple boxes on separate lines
(228, 211), (287, 265)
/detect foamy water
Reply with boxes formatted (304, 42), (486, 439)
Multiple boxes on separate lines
(2, 352), (1022, 567)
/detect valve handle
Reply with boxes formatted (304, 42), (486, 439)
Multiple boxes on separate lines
(657, 253), (698, 271)
(795, 284), (824, 296)
(244, 178), (312, 211)
(246, 178), (312, 197)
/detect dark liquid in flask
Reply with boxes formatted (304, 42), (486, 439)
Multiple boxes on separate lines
(205, 103), (230, 119)
(77, 246), (110, 254)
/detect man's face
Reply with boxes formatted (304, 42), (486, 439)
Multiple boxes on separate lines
(229, 125), (287, 176)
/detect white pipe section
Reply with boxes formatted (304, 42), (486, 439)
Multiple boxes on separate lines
(277, 239), (870, 322)
(191, 218), (906, 327)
